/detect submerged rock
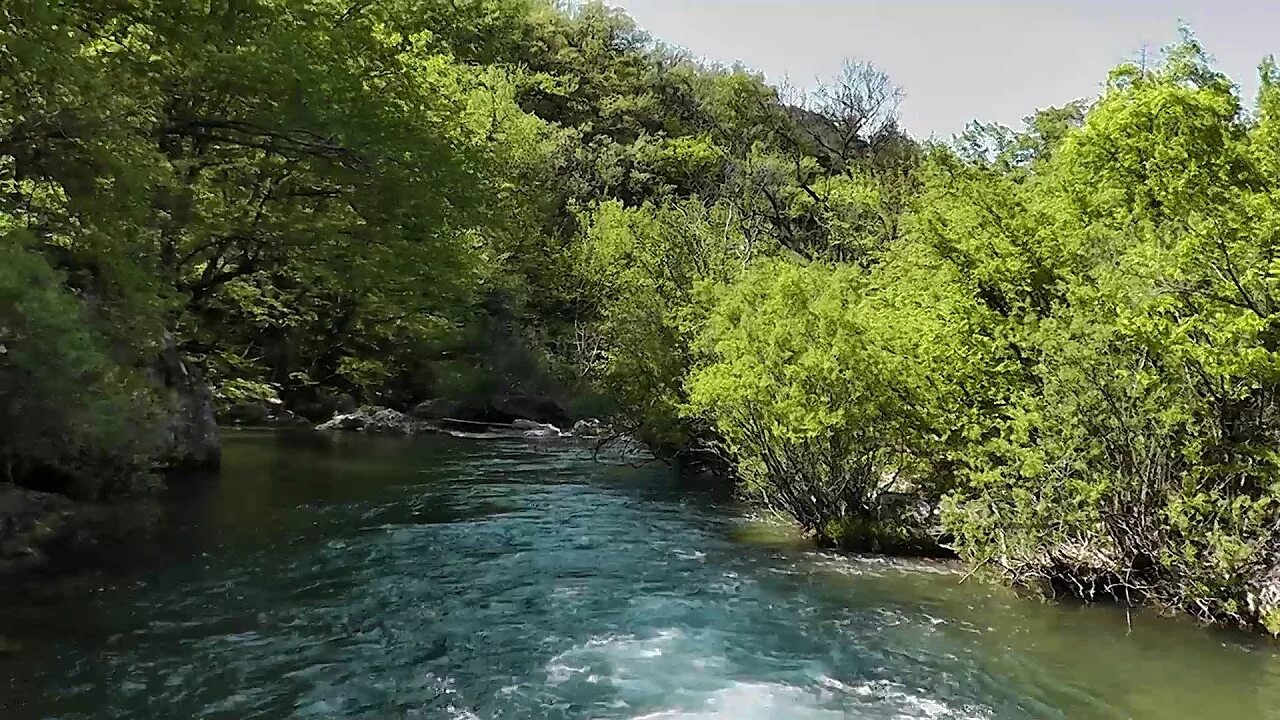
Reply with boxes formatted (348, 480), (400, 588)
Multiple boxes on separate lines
(0, 486), (73, 575)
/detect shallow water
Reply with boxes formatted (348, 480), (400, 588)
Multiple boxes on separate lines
(3, 430), (1279, 719)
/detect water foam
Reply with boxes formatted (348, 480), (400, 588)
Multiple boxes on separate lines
(631, 682), (846, 719)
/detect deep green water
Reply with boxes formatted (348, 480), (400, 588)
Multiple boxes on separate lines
(3, 431), (1280, 719)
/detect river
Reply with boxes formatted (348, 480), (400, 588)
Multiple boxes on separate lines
(2, 430), (1279, 719)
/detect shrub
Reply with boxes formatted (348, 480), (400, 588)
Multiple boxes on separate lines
(686, 260), (943, 537)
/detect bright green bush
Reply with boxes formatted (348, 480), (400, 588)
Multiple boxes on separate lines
(917, 37), (1280, 626)
(686, 260), (943, 534)
(577, 199), (775, 451)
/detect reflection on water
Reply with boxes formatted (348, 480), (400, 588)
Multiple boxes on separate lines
(2, 430), (1279, 719)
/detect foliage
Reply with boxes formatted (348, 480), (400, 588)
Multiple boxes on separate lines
(0, 237), (158, 498)
(686, 261), (941, 532)
(4, 0), (1279, 634)
(910, 35), (1280, 626)
(579, 27), (1280, 631)
(577, 199), (771, 450)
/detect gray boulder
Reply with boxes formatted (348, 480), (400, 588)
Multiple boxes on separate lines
(365, 407), (418, 434)
(512, 419), (562, 438)
(151, 335), (220, 470)
(316, 407), (419, 434)
(571, 418), (607, 438)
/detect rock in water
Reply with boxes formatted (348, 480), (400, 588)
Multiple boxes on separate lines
(365, 408), (417, 434)
(316, 407), (419, 434)
(151, 334), (221, 470)
(1252, 561), (1280, 635)
(316, 410), (369, 432)
(512, 419), (562, 438)
(572, 419), (606, 438)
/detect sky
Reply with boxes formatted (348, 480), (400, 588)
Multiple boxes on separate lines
(610, 0), (1278, 139)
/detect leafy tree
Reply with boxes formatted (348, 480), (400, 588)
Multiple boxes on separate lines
(576, 198), (772, 451)
(918, 35), (1280, 626)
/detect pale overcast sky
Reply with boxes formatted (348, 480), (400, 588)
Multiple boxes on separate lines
(610, 0), (1278, 139)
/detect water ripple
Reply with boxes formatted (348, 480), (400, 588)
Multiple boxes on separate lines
(3, 433), (1279, 719)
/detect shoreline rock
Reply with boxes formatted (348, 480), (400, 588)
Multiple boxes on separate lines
(316, 407), (423, 434)
(511, 419), (563, 438)
(151, 335), (221, 470)
(314, 406), (621, 444)
(222, 399), (312, 428)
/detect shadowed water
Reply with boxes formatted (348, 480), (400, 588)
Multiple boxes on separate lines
(3, 430), (1279, 719)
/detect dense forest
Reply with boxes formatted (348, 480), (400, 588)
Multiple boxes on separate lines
(3, 1), (1280, 635)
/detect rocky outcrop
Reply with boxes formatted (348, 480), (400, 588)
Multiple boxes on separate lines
(151, 336), (220, 470)
(0, 335), (216, 580)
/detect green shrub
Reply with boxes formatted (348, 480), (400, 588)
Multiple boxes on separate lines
(918, 38), (1280, 625)
(686, 260), (944, 537)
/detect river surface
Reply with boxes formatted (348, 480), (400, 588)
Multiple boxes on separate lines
(3, 431), (1280, 719)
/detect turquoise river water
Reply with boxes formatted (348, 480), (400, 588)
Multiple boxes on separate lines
(3, 430), (1280, 719)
